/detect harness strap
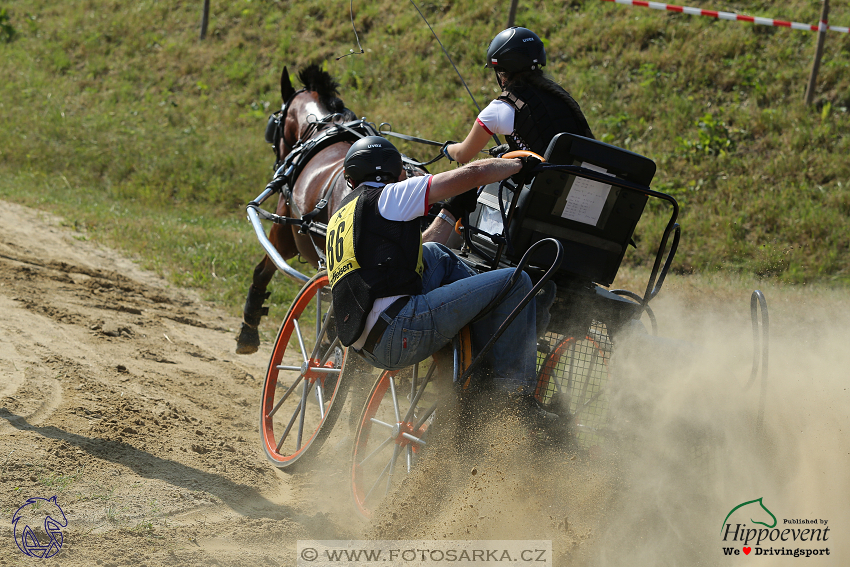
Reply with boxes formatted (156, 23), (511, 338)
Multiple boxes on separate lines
(301, 164), (346, 266)
(498, 90), (525, 111)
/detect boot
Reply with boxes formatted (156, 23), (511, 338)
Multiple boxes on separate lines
(235, 286), (271, 354)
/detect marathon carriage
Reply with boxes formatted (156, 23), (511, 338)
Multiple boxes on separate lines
(246, 120), (709, 513)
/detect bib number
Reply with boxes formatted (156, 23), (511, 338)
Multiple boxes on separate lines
(326, 198), (360, 287)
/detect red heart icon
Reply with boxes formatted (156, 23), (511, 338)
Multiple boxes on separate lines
(743, 547), (751, 555)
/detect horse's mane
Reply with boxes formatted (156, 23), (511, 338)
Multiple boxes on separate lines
(298, 64), (357, 121)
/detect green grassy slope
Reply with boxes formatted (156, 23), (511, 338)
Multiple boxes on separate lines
(0, 0), (848, 322)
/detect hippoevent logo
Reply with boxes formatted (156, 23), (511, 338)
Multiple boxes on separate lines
(12, 495), (67, 559)
(720, 497), (831, 558)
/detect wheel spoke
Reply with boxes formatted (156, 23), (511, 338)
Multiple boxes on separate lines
(385, 444), (401, 496)
(318, 335), (342, 367)
(292, 319), (309, 365)
(315, 288), (322, 341)
(315, 383), (325, 419)
(358, 434), (395, 467)
(402, 363), (435, 424)
(277, 400), (303, 452)
(364, 458), (393, 504)
(310, 303), (335, 362)
(268, 372), (305, 419)
(296, 378), (311, 450)
(413, 401), (438, 431)
(369, 418), (395, 430)
(389, 376), (401, 424)
(410, 363), (418, 402)
(401, 432), (426, 446)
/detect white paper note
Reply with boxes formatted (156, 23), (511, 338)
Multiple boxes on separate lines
(561, 162), (611, 226)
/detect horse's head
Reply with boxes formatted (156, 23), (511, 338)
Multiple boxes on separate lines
(265, 64), (357, 166)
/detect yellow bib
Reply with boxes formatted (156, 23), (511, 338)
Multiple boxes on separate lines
(327, 197), (361, 288)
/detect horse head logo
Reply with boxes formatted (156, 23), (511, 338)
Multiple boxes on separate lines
(12, 495), (67, 558)
(720, 497), (777, 535)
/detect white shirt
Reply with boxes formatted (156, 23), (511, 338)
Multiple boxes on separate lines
(350, 174), (433, 350)
(476, 99), (516, 137)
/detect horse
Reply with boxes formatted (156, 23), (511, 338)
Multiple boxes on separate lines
(236, 64), (427, 354)
(235, 64), (357, 354)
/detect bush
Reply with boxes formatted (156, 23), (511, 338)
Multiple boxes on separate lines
(0, 8), (16, 43)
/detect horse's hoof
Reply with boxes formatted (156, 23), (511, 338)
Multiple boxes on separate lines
(235, 323), (260, 355)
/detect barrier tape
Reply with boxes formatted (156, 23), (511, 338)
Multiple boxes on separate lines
(601, 0), (849, 34)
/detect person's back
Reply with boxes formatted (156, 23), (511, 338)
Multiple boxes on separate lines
(442, 26), (593, 165)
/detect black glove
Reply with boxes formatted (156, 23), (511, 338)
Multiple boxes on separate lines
(443, 188), (478, 221)
(510, 154), (542, 187)
(488, 143), (510, 158)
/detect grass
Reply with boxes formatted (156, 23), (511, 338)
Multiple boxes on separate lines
(0, 0), (848, 326)
(38, 468), (83, 493)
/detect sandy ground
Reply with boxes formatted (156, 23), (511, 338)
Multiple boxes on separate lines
(1, 200), (848, 566)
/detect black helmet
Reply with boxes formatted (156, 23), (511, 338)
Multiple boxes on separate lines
(485, 27), (546, 73)
(344, 136), (403, 185)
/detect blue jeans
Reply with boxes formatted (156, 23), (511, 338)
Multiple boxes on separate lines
(357, 242), (537, 394)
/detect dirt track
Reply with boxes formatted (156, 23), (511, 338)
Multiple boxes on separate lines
(1, 200), (848, 566)
(0, 201), (365, 566)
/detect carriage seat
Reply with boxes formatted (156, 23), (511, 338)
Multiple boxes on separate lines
(467, 133), (658, 339)
(470, 132), (656, 287)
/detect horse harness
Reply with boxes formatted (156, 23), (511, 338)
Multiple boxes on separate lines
(262, 97), (384, 267)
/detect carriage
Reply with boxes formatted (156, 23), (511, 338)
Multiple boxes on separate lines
(242, 66), (769, 520)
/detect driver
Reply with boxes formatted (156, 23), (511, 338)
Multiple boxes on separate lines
(442, 26), (593, 166)
(327, 136), (557, 427)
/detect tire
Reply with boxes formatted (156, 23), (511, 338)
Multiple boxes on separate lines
(259, 272), (349, 469)
(350, 331), (470, 518)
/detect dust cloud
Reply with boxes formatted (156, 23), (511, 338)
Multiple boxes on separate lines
(355, 277), (849, 566)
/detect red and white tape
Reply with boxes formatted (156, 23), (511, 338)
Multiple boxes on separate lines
(602, 0), (849, 34)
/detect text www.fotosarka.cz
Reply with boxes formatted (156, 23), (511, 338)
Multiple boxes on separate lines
(297, 540), (552, 566)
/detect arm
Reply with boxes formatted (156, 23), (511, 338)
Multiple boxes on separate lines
(444, 121), (493, 164)
(428, 157), (521, 205)
(422, 211), (456, 244)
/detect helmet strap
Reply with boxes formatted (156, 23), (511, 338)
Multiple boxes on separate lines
(494, 68), (505, 90)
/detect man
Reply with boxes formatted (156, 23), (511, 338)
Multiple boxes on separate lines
(326, 136), (555, 425)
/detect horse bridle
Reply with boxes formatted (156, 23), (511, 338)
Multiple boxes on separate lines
(266, 88), (307, 169)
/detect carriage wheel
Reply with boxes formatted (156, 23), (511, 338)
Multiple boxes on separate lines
(260, 271), (349, 469)
(350, 330), (470, 518)
(534, 327), (613, 448)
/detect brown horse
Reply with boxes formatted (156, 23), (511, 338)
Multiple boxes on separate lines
(236, 64), (427, 354)
(235, 65), (359, 354)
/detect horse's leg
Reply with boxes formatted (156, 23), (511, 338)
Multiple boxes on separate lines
(235, 212), (300, 354)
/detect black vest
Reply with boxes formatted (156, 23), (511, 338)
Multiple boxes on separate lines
(498, 83), (594, 155)
(327, 184), (423, 346)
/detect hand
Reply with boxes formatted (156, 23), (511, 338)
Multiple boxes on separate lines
(441, 140), (457, 163)
(510, 154), (542, 187)
(443, 188), (478, 221)
(488, 143), (510, 158)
